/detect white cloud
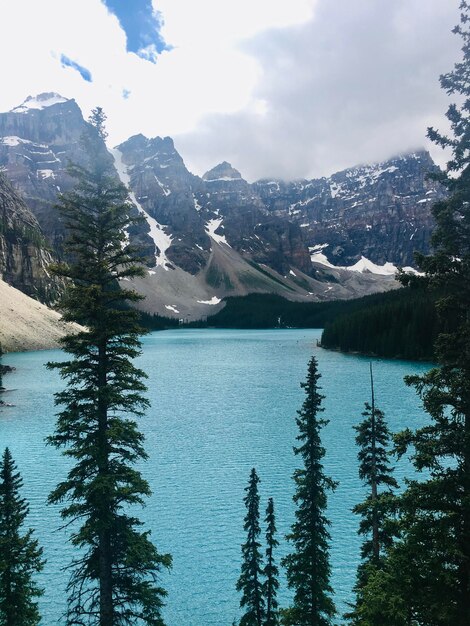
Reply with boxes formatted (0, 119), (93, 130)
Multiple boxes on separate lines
(0, 0), (462, 180)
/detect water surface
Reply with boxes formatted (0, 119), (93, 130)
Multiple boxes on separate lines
(1, 329), (430, 625)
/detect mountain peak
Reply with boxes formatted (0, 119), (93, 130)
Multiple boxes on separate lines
(11, 93), (71, 113)
(203, 161), (243, 182)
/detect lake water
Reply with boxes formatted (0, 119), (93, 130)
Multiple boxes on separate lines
(1, 328), (430, 625)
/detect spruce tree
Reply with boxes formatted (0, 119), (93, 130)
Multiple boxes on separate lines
(237, 468), (265, 626)
(394, 3), (470, 623)
(263, 497), (279, 626)
(0, 448), (43, 626)
(347, 365), (398, 624)
(281, 356), (336, 626)
(47, 108), (171, 625)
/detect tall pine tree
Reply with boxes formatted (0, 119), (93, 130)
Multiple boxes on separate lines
(281, 356), (336, 626)
(237, 468), (265, 626)
(263, 497), (279, 626)
(395, 2), (470, 623)
(47, 108), (171, 625)
(347, 365), (398, 624)
(0, 448), (44, 626)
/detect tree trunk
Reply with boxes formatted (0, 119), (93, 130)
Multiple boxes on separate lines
(97, 338), (113, 626)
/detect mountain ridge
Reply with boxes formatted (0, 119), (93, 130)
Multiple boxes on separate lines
(0, 93), (445, 318)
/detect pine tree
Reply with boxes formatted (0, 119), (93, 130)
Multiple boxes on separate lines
(263, 498), (279, 626)
(281, 356), (336, 626)
(0, 448), (43, 626)
(47, 108), (171, 625)
(347, 364), (398, 625)
(237, 468), (265, 626)
(394, 3), (470, 623)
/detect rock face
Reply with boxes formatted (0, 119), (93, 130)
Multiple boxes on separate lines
(254, 151), (443, 267)
(0, 94), (152, 256)
(0, 94), (91, 251)
(0, 172), (58, 302)
(0, 93), (446, 317)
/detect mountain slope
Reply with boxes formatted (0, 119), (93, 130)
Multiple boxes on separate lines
(0, 278), (80, 352)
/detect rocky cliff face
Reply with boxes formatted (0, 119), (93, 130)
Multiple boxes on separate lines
(0, 94), (152, 256)
(0, 93), (446, 317)
(254, 151), (443, 267)
(0, 94), (91, 251)
(0, 171), (58, 302)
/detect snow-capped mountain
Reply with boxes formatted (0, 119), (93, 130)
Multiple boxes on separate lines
(0, 94), (445, 317)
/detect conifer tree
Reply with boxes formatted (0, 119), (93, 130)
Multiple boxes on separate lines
(47, 109), (171, 625)
(263, 497), (279, 626)
(394, 3), (470, 623)
(347, 365), (398, 624)
(281, 356), (336, 626)
(0, 448), (43, 626)
(237, 468), (265, 626)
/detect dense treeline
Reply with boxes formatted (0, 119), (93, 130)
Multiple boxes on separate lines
(206, 290), (422, 330)
(204, 290), (440, 361)
(320, 288), (439, 360)
(138, 309), (180, 331)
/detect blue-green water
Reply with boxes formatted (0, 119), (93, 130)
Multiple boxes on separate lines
(1, 329), (430, 625)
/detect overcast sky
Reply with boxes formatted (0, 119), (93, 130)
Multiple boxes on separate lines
(0, 0), (462, 181)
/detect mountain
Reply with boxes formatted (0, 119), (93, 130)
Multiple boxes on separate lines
(0, 94), (152, 256)
(0, 94), (445, 318)
(0, 171), (59, 303)
(254, 151), (442, 267)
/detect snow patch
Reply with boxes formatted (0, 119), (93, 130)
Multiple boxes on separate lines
(347, 257), (397, 275)
(37, 169), (55, 179)
(110, 148), (173, 269)
(1, 136), (47, 148)
(205, 218), (231, 246)
(154, 174), (171, 196)
(193, 195), (202, 211)
(310, 249), (418, 276)
(311, 252), (336, 268)
(197, 297), (221, 305)
(205, 176), (240, 182)
(12, 93), (69, 113)
(165, 305), (179, 314)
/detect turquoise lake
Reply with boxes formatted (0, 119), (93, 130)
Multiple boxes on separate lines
(1, 328), (430, 625)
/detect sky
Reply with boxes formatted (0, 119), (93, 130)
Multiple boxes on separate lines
(0, 0), (462, 181)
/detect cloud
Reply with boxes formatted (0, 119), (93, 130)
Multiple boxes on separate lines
(0, 0), (462, 180)
(175, 0), (462, 180)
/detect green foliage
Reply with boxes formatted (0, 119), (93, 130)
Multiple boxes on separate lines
(207, 291), (410, 331)
(263, 498), (279, 626)
(47, 108), (171, 625)
(0, 448), (44, 626)
(381, 4), (470, 624)
(237, 468), (265, 626)
(281, 357), (336, 626)
(347, 368), (398, 625)
(321, 288), (439, 360)
(137, 310), (179, 331)
(205, 290), (439, 359)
